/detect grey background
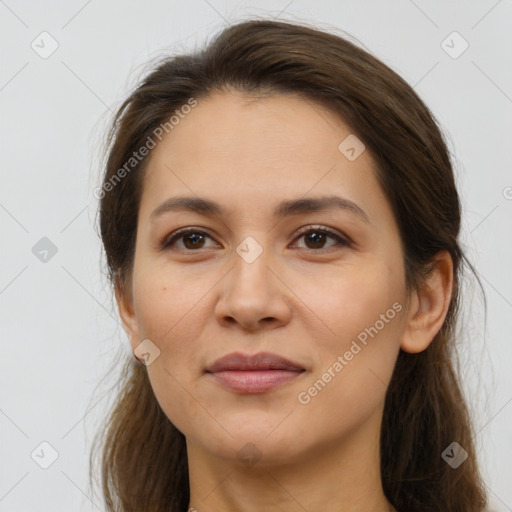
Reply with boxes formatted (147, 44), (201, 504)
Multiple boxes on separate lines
(1, 0), (511, 510)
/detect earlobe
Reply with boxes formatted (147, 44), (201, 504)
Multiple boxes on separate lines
(400, 250), (454, 354)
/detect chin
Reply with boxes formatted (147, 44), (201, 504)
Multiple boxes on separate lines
(211, 436), (307, 468)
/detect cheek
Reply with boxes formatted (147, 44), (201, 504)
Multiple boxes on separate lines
(132, 261), (209, 343)
(132, 266), (209, 434)
(293, 277), (403, 439)
(305, 260), (403, 347)
(302, 261), (404, 411)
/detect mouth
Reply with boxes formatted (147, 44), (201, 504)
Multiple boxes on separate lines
(205, 351), (306, 394)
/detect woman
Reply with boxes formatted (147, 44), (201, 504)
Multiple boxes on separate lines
(90, 18), (487, 512)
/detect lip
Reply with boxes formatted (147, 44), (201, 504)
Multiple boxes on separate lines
(205, 351), (306, 394)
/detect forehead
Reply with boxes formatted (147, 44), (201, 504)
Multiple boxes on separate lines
(138, 91), (387, 224)
(155, 91), (354, 160)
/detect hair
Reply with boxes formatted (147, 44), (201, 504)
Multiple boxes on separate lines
(90, 17), (488, 512)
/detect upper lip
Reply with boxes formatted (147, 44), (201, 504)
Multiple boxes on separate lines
(206, 351), (305, 372)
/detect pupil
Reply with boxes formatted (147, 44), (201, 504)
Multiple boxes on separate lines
(185, 233), (203, 248)
(308, 232), (325, 248)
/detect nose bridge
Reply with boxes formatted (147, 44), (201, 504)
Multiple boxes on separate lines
(215, 232), (291, 329)
(230, 233), (272, 295)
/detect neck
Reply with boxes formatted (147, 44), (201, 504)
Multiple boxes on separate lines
(186, 411), (395, 512)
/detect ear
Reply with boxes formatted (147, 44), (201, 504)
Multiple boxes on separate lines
(400, 250), (454, 353)
(114, 279), (141, 354)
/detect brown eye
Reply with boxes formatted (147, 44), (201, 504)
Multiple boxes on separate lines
(162, 228), (215, 250)
(292, 226), (350, 252)
(302, 231), (329, 249)
(181, 232), (207, 250)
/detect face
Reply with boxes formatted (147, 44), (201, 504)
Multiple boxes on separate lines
(119, 90), (410, 466)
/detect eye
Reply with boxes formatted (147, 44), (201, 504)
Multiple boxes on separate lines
(160, 225), (351, 252)
(161, 227), (217, 251)
(291, 225), (350, 252)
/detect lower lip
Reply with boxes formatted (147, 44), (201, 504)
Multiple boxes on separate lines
(207, 370), (305, 393)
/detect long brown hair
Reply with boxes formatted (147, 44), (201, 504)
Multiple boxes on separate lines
(90, 18), (487, 512)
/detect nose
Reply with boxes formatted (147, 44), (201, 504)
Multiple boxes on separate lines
(214, 244), (292, 332)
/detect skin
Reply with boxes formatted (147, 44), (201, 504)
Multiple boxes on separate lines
(116, 90), (453, 512)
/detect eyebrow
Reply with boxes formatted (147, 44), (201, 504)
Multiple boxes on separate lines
(149, 195), (370, 224)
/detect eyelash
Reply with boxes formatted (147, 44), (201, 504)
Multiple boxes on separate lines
(160, 225), (351, 253)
